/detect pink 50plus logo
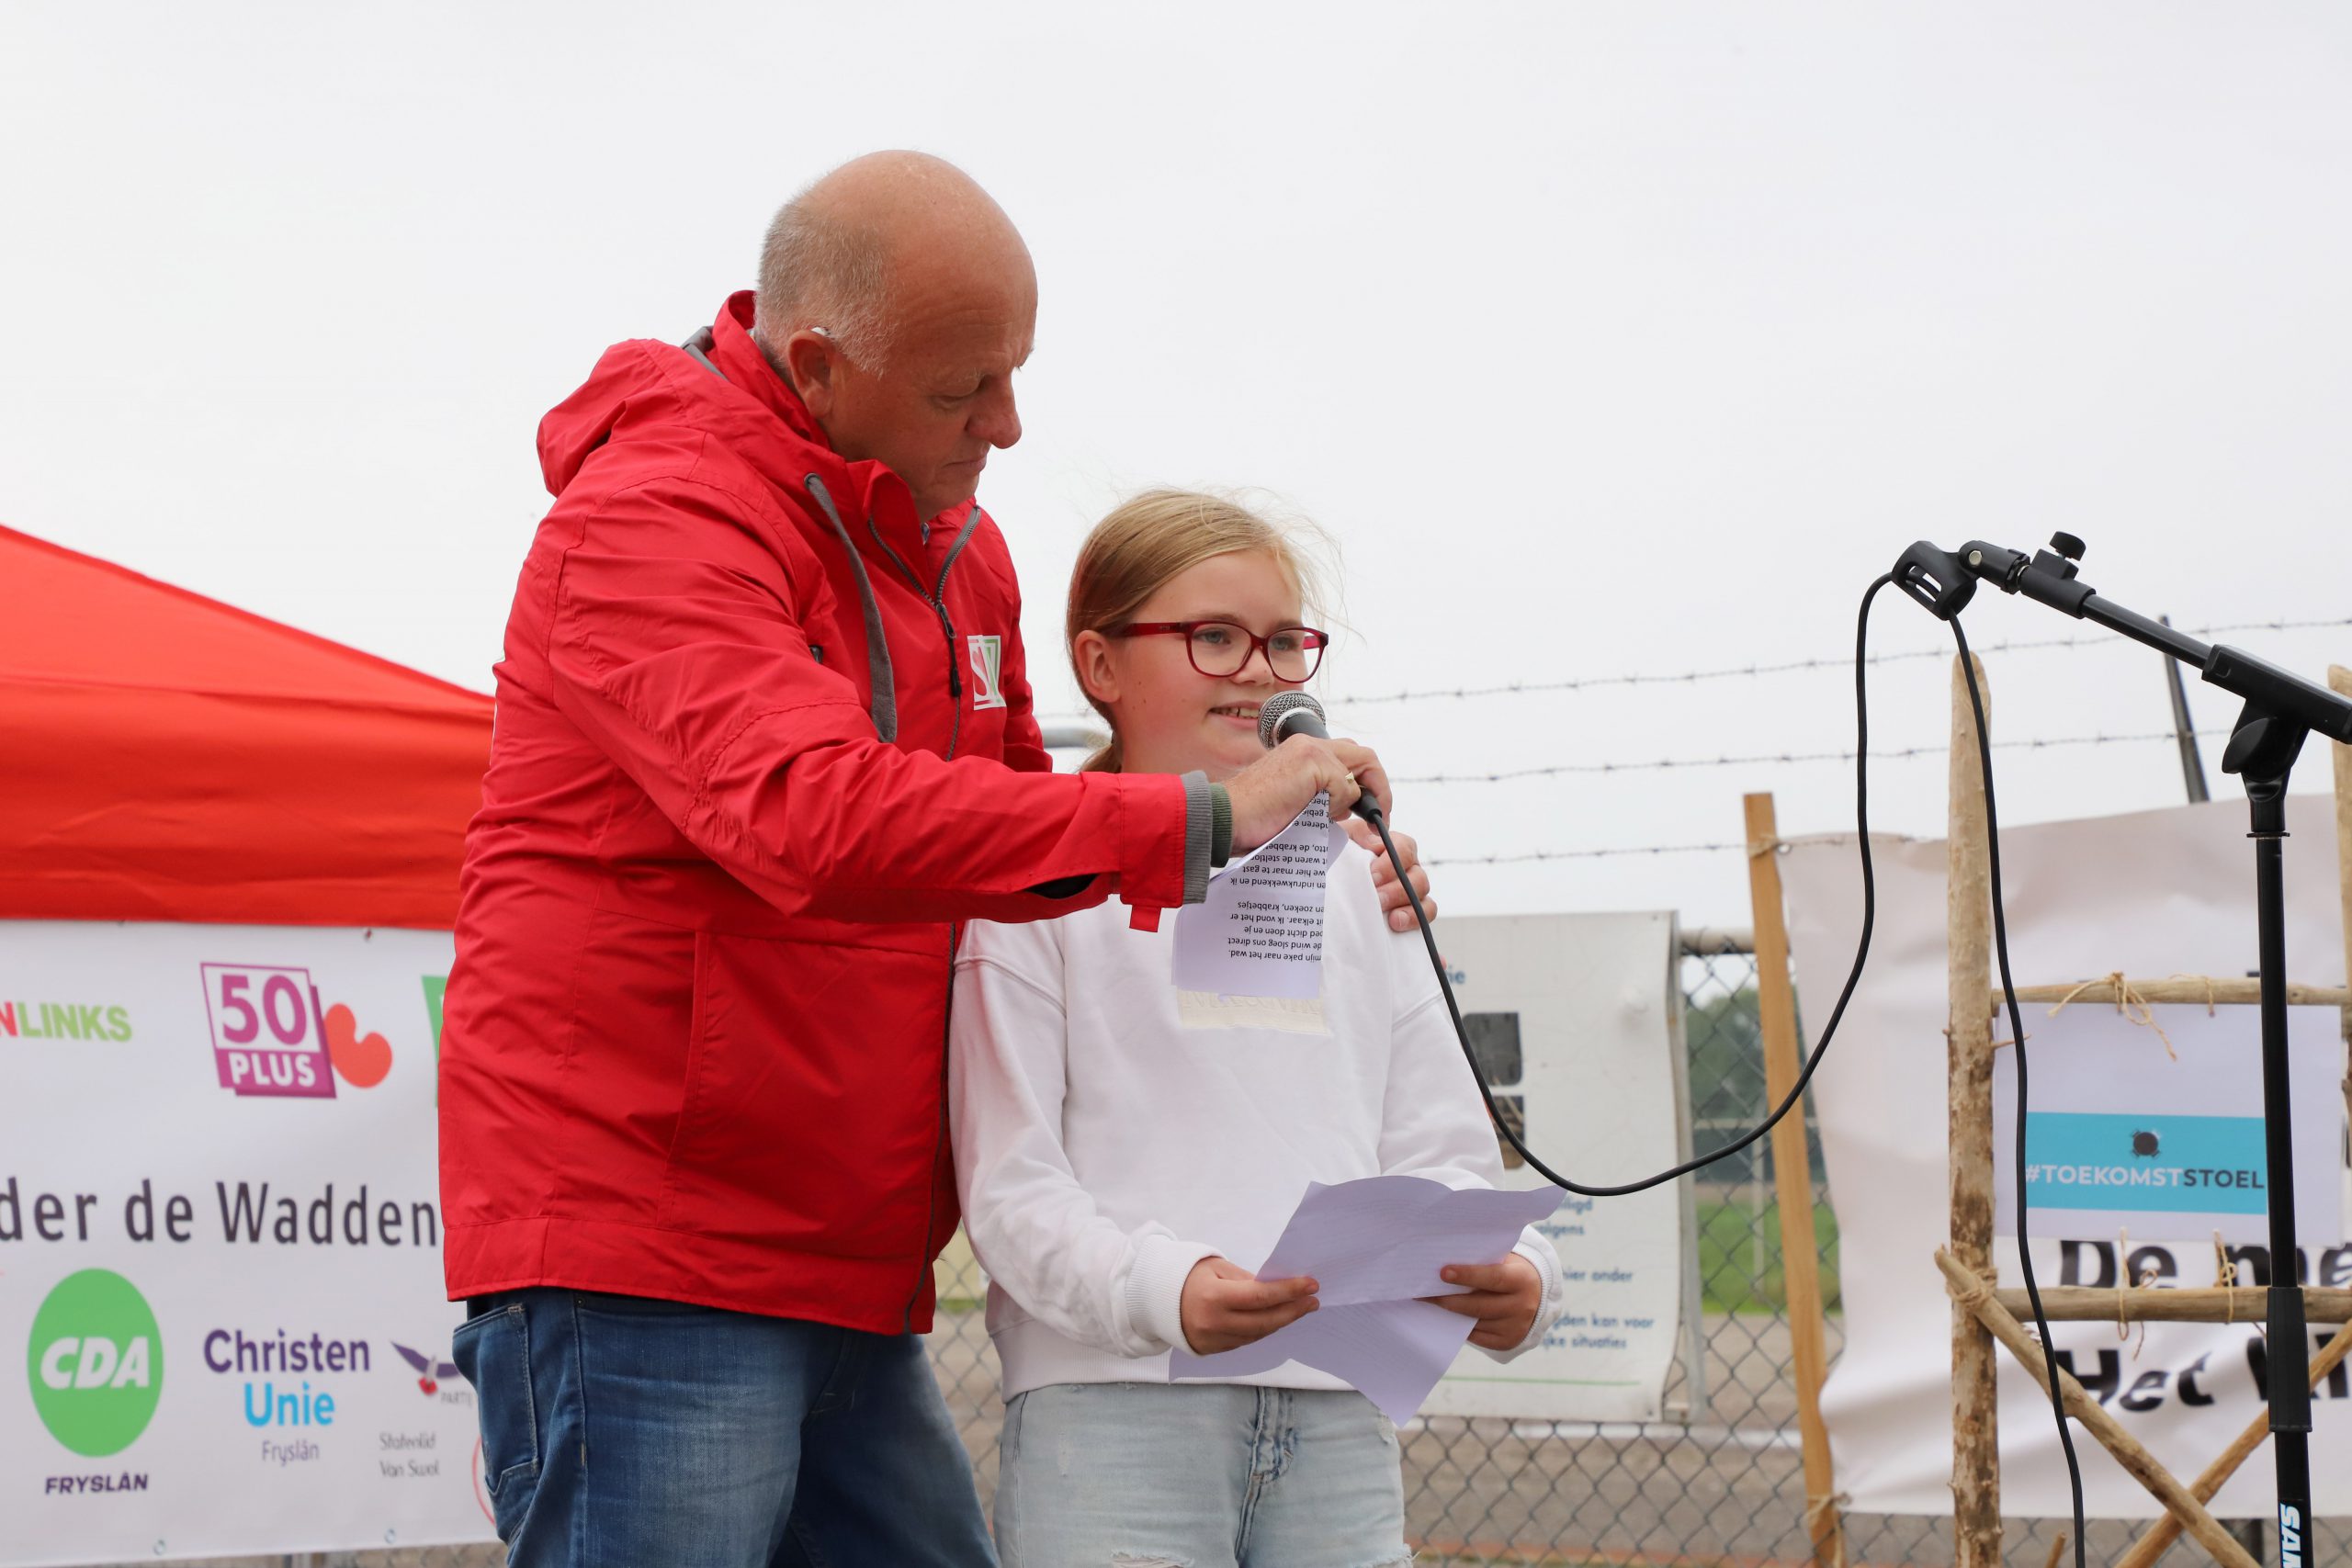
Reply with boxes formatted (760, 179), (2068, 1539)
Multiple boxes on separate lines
(200, 964), (337, 1098)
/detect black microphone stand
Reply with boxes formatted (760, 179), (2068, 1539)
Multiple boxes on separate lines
(1894, 533), (2352, 1558)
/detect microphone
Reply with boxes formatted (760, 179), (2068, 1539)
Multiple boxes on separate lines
(1256, 692), (1384, 828)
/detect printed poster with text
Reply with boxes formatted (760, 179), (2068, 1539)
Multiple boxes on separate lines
(1417, 911), (1690, 1423)
(0, 920), (492, 1566)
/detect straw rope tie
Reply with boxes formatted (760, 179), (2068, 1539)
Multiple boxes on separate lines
(2109, 1226), (2162, 1359)
(2046, 971), (2177, 1061)
(2173, 973), (2220, 1017)
(1804, 1491), (1850, 1568)
(2213, 1232), (2243, 1325)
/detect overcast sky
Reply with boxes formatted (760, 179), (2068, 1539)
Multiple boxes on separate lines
(6, 4), (2349, 931)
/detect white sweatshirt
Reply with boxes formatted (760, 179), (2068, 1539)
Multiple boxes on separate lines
(947, 839), (1566, 1402)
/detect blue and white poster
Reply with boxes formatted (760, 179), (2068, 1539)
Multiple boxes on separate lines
(1992, 999), (2343, 1247)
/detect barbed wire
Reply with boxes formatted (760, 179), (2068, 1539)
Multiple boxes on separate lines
(1396, 727), (2230, 784)
(1333, 616), (2352, 708)
(1031, 616), (2352, 730)
(1430, 840), (1745, 865)
(1430, 830), (1907, 867)
(1035, 611), (2352, 869)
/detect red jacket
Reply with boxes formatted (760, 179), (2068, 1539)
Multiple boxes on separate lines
(440, 292), (1205, 1333)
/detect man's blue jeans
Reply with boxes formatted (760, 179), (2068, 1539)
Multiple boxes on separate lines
(451, 1289), (997, 1568)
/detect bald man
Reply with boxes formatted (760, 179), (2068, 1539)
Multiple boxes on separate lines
(437, 153), (1429, 1566)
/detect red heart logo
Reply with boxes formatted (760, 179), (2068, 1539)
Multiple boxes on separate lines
(324, 1003), (393, 1089)
(420, 1376), (438, 1397)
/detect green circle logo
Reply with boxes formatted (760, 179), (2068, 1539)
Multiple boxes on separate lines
(26, 1269), (163, 1457)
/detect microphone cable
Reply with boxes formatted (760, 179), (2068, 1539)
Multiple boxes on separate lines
(1373, 573), (1895, 1199)
(1366, 571), (2089, 1568)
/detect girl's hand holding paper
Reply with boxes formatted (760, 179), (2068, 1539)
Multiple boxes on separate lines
(1427, 1254), (1545, 1350)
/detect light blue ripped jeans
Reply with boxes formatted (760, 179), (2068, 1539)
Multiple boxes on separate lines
(993, 1382), (1412, 1568)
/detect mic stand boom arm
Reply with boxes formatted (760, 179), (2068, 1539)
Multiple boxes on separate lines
(1899, 534), (2352, 743)
(1895, 532), (2352, 1562)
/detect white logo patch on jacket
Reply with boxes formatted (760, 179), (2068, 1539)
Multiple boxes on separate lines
(967, 635), (1008, 710)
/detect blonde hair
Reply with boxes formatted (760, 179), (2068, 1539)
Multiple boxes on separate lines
(1065, 489), (1330, 773)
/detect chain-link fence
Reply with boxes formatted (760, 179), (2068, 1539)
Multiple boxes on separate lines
(922, 935), (2350, 1568)
(127, 940), (2344, 1568)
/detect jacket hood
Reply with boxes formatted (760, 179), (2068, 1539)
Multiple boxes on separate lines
(534, 291), (926, 542)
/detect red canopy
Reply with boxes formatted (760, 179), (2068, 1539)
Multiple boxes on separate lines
(0, 525), (492, 929)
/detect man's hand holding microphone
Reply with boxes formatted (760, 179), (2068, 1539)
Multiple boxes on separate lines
(1219, 692), (1432, 931)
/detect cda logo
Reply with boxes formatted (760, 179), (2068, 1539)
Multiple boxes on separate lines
(27, 1269), (164, 1457)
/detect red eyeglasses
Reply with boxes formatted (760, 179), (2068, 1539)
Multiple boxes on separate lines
(1110, 621), (1329, 683)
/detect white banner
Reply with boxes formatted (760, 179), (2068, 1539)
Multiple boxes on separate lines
(1419, 911), (1690, 1422)
(1781, 797), (2352, 1518)
(0, 920), (492, 1566)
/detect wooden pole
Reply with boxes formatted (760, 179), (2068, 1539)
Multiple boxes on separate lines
(1990, 1285), (2352, 1324)
(1947, 654), (2001, 1568)
(2331, 665), (2351, 1132)
(2112, 1317), (2352, 1568)
(1744, 792), (1845, 1568)
(1936, 1251), (2261, 1568)
(1993, 978), (2349, 1010)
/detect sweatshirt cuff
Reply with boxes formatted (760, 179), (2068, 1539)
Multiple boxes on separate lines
(1489, 1237), (1564, 1363)
(1127, 1235), (1219, 1355)
(1179, 771), (1219, 905)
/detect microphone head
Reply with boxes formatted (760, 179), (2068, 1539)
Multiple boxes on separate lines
(1257, 691), (1327, 750)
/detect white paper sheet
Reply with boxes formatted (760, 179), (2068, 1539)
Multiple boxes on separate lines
(1169, 1174), (1566, 1423)
(1170, 793), (1346, 1000)
(1170, 1299), (1479, 1427)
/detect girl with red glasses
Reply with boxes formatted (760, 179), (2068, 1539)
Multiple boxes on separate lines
(948, 490), (1566, 1567)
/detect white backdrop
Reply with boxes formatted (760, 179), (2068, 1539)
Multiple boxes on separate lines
(0, 921), (490, 1566)
(1781, 795), (2352, 1518)
(1421, 911), (1690, 1423)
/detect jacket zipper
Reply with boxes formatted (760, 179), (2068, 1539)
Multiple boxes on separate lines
(865, 506), (984, 1329)
(865, 507), (982, 766)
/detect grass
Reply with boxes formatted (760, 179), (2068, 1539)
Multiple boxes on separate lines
(1697, 1192), (1841, 1316)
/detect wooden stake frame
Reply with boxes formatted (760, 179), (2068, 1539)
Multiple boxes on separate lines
(1933, 656), (2352, 1564)
(1948, 656), (2001, 1568)
(1745, 793), (1846, 1568)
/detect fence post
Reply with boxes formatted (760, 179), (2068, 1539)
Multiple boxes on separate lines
(1743, 792), (1845, 1568)
(1948, 654), (2002, 1568)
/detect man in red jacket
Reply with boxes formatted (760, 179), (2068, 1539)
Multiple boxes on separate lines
(440, 152), (1429, 1567)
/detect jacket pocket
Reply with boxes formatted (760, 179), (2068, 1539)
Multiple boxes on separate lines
(450, 1304), (538, 1540)
(662, 929), (946, 1257)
